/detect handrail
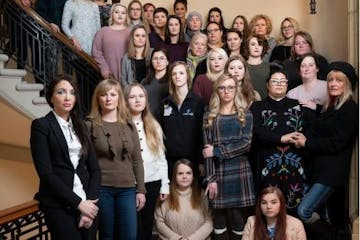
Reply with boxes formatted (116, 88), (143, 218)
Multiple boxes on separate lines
(0, 200), (50, 239)
(12, 0), (99, 71)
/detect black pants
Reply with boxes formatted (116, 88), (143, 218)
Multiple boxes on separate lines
(43, 207), (97, 240)
(137, 180), (161, 240)
(213, 208), (250, 232)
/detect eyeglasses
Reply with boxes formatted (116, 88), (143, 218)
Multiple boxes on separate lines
(207, 28), (220, 34)
(152, 56), (167, 61)
(269, 79), (288, 86)
(218, 85), (236, 92)
(281, 25), (293, 31)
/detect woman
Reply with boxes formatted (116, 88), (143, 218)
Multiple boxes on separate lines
(142, 48), (170, 115)
(203, 73), (255, 240)
(125, 83), (170, 240)
(158, 61), (205, 178)
(249, 70), (310, 216)
(193, 47), (228, 105)
(164, 15), (189, 63)
(225, 55), (261, 109)
(231, 15), (250, 45)
(87, 79), (145, 240)
(62, 0), (100, 54)
(92, 3), (130, 82)
(149, 7), (168, 49)
(225, 28), (243, 57)
(121, 24), (152, 87)
(287, 53), (327, 110)
(128, 0), (150, 33)
(206, 22), (224, 49)
(155, 159), (213, 240)
(248, 14), (276, 63)
(294, 62), (358, 239)
(93, 0), (112, 27)
(270, 17), (299, 65)
(30, 75), (101, 239)
(207, 7), (228, 35)
(185, 11), (204, 43)
(143, 2), (155, 32)
(283, 31), (329, 90)
(245, 34), (270, 99)
(242, 186), (306, 240)
(173, 0), (187, 32)
(186, 32), (208, 83)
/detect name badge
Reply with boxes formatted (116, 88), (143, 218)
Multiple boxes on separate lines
(163, 105), (173, 116)
(182, 109), (194, 116)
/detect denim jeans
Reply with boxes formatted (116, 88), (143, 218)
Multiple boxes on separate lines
(98, 186), (137, 240)
(297, 183), (334, 223)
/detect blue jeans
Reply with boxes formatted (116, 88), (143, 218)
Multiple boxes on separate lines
(98, 186), (137, 240)
(297, 183), (334, 223)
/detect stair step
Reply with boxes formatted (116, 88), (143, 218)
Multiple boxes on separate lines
(32, 97), (48, 105)
(0, 68), (26, 77)
(0, 54), (9, 69)
(16, 82), (44, 91)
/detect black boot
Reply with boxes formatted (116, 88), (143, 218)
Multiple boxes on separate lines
(213, 231), (229, 240)
(229, 231), (242, 240)
(306, 219), (332, 240)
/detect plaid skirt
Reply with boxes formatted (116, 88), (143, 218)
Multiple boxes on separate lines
(209, 155), (256, 209)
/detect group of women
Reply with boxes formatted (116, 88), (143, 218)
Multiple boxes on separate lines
(28, 1), (358, 240)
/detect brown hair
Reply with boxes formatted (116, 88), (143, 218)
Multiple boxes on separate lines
(168, 159), (202, 211)
(249, 14), (273, 36)
(290, 31), (315, 59)
(168, 61), (191, 105)
(254, 186), (287, 240)
(127, 24), (151, 59)
(244, 34), (269, 59)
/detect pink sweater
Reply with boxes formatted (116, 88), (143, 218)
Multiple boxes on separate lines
(92, 27), (130, 82)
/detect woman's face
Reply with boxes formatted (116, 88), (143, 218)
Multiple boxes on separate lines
(209, 11), (221, 24)
(127, 86), (146, 115)
(227, 32), (242, 52)
(227, 59), (245, 82)
(112, 6), (127, 25)
(98, 87), (119, 113)
(260, 193), (281, 220)
(51, 80), (76, 118)
(218, 78), (236, 104)
(327, 71), (346, 97)
(151, 51), (169, 72)
(174, 2), (187, 19)
(281, 20), (295, 40)
(300, 56), (318, 81)
(209, 51), (226, 73)
(129, 2), (142, 21)
(233, 17), (244, 32)
(172, 64), (188, 88)
(248, 37), (263, 58)
(190, 37), (207, 57)
(254, 18), (267, 36)
(143, 5), (154, 23)
(188, 15), (202, 32)
(168, 18), (181, 36)
(154, 12), (167, 28)
(294, 35), (311, 56)
(176, 163), (193, 191)
(206, 23), (222, 44)
(133, 28), (146, 48)
(267, 72), (288, 99)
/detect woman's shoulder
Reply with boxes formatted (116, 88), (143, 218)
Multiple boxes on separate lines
(286, 214), (303, 224)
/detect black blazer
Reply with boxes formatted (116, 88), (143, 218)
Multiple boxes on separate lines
(30, 112), (101, 210)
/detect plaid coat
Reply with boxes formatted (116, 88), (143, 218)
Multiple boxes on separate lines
(203, 111), (256, 209)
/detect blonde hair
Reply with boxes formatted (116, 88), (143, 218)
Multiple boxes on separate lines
(127, 25), (151, 59)
(278, 17), (299, 44)
(323, 70), (353, 111)
(109, 3), (128, 26)
(206, 48), (228, 82)
(249, 14), (273, 36)
(128, 0), (150, 33)
(206, 73), (246, 127)
(168, 61), (191, 105)
(124, 83), (165, 156)
(88, 79), (130, 125)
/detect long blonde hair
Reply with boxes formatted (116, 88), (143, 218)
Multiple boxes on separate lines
(206, 73), (246, 127)
(88, 79), (130, 125)
(124, 83), (165, 156)
(323, 70), (353, 111)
